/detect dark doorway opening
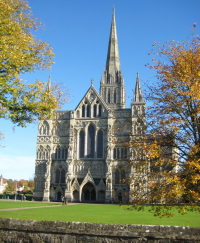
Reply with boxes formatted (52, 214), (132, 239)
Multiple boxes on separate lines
(57, 191), (62, 201)
(91, 189), (96, 200)
(118, 192), (122, 202)
(82, 182), (96, 202)
(85, 189), (90, 201)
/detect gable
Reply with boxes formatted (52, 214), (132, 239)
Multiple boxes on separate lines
(75, 86), (109, 113)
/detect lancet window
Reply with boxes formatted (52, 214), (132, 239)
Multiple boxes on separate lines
(81, 103), (91, 118)
(114, 169), (126, 184)
(87, 105), (90, 117)
(97, 130), (103, 158)
(99, 105), (102, 116)
(108, 89), (110, 103)
(87, 125), (95, 158)
(113, 147), (128, 160)
(55, 167), (65, 183)
(37, 145), (50, 160)
(93, 103), (102, 118)
(78, 125), (104, 159)
(82, 105), (85, 117)
(93, 105), (97, 117)
(79, 131), (85, 158)
(114, 89), (117, 103)
(55, 146), (68, 160)
(39, 121), (49, 135)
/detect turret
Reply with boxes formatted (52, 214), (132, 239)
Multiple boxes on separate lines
(131, 73), (146, 116)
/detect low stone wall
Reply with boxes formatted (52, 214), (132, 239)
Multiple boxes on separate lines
(0, 218), (199, 242)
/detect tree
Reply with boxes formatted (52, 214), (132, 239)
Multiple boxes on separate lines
(0, 131), (4, 147)
(126, 26), (200, 217)
(27, 179), (34, 192)
(0, 0), (69, 128)
(4, 179), (17, 193)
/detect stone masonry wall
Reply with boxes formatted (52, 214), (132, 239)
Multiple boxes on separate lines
(0, 218), (199, 243)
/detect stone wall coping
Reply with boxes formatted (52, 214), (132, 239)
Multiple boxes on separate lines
(0, 218), (199, 240)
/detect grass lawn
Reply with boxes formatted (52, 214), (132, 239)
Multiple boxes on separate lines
(0, 202), (199, 227)
(0, 201), (60, 209)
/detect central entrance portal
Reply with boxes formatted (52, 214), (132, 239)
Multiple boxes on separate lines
(82, 182), (96, 202)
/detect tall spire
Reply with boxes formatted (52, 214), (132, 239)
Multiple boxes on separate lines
(134, 73), (144, 102)
(100, 9), (126, 109)
(106, 8), (121, 74)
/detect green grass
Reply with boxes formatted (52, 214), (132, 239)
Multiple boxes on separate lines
(0, 202), (199, 227)
(0, 201), (60, 209)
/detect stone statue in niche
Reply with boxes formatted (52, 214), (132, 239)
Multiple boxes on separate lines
(68, 145), (72, 158)
(108, 124), (112, 134)
(106, 145), (111, 159)
(106, 173), (111, 190)
(45, 180), (49, 190)
(70, 111), (74, 118)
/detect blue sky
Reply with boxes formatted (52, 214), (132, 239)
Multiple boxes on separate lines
(0, 0), (199, 180)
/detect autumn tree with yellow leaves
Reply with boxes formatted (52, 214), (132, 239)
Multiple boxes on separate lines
(126, 26), (200, 216)
(0, 0), (69, 130)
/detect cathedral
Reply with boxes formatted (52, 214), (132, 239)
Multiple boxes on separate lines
(33, 10), (145, 202)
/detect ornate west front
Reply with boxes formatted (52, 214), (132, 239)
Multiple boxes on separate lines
(33, 9), (145, 202)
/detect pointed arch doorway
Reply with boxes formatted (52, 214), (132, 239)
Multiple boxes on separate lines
(57, 191), (62, 201)
(82, 182), (96, 202)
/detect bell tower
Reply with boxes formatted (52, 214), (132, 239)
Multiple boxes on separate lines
(100, 9), (126, 109)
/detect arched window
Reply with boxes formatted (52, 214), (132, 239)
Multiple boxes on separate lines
(113, 147), (128, 160)
(77, 110), (80, 118)
(97, 130), (103, 158)
(39, 121), (49, 135)
(82, 105), (85, 117)
(107, 74), (110, 84)
(58, 147), (61, 159)
(93, 105), (97, 117)
(108, 89), (110, 103)
(65, 147), (68, 159)
(61, 169), (65, 183)
(113, 148), (117, 159)
(87, 125), (95, 158)
(62, 148), (64, 159)
(98, 105), (102, 117)
(121, 148), (124, 159)
(55, 148), (58, 159)
(37, 146), (43, 159)
(87, 105), (90, 117)
(117, 148), (120, 159)
(61, 147), (68, 159)
(55, 147), (59, 159)
(55, 169), (60, 183)
(114, 89), (117, 103)
(53, 122), (60, 136)
(115, 169), (120, 184)
(124, 148), (128, 158)
(121, 170), (125, 184)
(59, 147), (68, 159)
(79, 131), (85, 158)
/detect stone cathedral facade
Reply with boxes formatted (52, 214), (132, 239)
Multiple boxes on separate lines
(33, 10), (146, 202)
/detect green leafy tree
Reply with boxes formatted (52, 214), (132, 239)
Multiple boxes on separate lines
(126, 27), (200, 217)
(0, 0), (69, 128)
(27, 179), (34, 192)
(4, 180), (17, 193)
